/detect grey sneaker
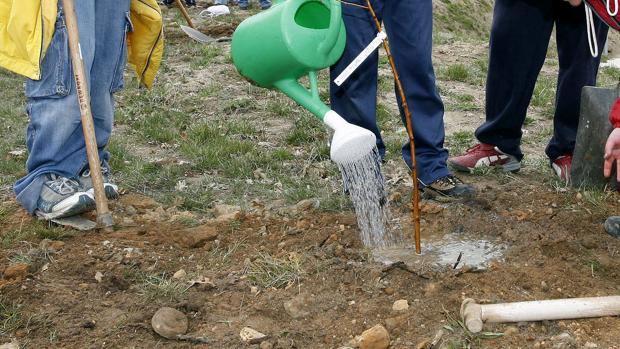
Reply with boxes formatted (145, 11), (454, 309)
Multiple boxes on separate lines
(79, 169), (119, 200)
(422, 174), (475, 201)
(35, 174), (96, 219)
(605, 216), (620, 238)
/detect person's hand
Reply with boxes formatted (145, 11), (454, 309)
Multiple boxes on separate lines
(567, 0), (582, 6)
(604, 128), (620, 181)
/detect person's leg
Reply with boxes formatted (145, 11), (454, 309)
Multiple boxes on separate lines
(475, 0), (555, 161)
(330, 0), (386, 159)
(382, 0), (448, 185)
(14, 0), (97, 215)
(547, 2), (608, 161)
(84, 0), (131, 199)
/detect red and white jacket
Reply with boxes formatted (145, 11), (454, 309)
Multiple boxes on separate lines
(610, 98), (620, 128)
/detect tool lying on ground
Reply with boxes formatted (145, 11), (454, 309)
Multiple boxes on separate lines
(57, 0), (113, 231)
(461, 296), (620, 333)
(172, 0), (226, 43)
(231, 0), (377, 164)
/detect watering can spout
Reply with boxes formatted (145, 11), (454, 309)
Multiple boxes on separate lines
(318, 0), (343, 55)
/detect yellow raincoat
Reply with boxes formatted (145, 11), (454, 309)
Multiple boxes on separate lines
(0, 0), (163, 88)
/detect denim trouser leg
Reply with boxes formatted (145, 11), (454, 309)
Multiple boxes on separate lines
(476, 0), (607, 161)
(14, 0), (130, 214)
(330, 0), (449, 185)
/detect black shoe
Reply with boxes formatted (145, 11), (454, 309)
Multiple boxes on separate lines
(605, 216), (620, 238)
(185, 0), (196, 6)
(422, 174), (475, 201)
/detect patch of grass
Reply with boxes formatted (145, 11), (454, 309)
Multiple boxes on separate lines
(376, 102), (393, 126)
(136, 272), (187, 301)
(0, 298), (23, 337)
(222, 98), (257, 114)
(445, 131), (474, 155)
(440, 64), (470, 83)
(267, 99), (294, 117)
(1, 222), (70, 249)
(286, 116), (325, 146)
(450, 93), (480, 111)
(246, 252), (303, 289)
(191, 44), (224, 68)
(531, 75), (556, 119)
(202, 239), (245, 269)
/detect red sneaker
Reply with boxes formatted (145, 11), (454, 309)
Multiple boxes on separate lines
(448, 143), (521, 173)
(551, 155), (572, 181)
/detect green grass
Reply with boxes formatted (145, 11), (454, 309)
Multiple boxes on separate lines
(445, 131), (474, 155)
(440, 64), (470, 83)
(0, 298), (23, 337)
(1, 221), (70, 249)
(246, 252), (304, 289)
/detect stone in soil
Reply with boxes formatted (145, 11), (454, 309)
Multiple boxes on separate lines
(283, 293), (312, 319)
(175, 225), (218, 248)
(357, 324), (390, 349)
(39, 239), (65, 252)
(173, 269), (187, 279)
(3, 264), (29, 281)
(213, 204), (241, 217)
(392, 299), (409, 312)
(151, 307), (189, 339)
(0, 340), (19, 349)
(239, 327), (268, 344)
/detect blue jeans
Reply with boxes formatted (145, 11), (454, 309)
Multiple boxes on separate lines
(330, 0), (449, 186)
(14, 0), (131, 214)
(476, 0), (608, 161)
(238, 0), (272, 8)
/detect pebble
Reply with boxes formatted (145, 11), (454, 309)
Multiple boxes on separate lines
(384, 314), (407, 332)
(546, 208), (553, 215)
(383, 287), (395, 295)
(392, 299), (409, 312)
(95, 272), (103, 283)
(584, 342), (598, 348)
(3, 264), (29, 281)
(213, 204), (241, 217)
(576, 192), (583, 201)
(172, 269), (187, 279)
(504, 326), (519, 336)
(358, 324), (390, 349)
(541, 281), (549, 291)
(550, 332), (576, 349)
(260, 341), (274, 349)
(151, 307), (188, 339)
(283, 294), (312, 319)
(239, 327), (268, 344)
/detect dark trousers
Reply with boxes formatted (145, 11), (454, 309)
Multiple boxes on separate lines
(476, 0), (608, 161)
(329, 0), (449, 185)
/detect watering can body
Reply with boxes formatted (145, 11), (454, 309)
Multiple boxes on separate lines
(231, 0), (346, 119)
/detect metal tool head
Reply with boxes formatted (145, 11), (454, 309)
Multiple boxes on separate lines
(180, 25), (215, 43)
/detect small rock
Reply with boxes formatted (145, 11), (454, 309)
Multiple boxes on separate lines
(173, 269), (187, 279)
(125, 205), (138, 216)
(358, 325), (390, 349)
(504, 326), (519, 336)
(240, 327), (268, 344)
(82, 320), (96, 329)
(550, 332), (576, 349)
(293, 199), (319, 213)
(176, 225), (218, 248)
(95, 272), (104, 283)
(39, 239), (65, 252)
(584, 342), (598, 348)
(383, 287), (395, 295)
(3, 264), (29, 281)
(283, 294), (312, 319)
(576, 192), (583, 201)
(541, 281), (549, 291)
(151, 307), (188, 339)
(392, 299), (409, 312)
(545, 208), (553, 215)
(260, 341), (274, 349)
(384, 314), (407, 332)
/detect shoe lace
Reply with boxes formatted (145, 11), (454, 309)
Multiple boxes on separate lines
(438, 175), (462, 187)
(47, 176), (79, 195)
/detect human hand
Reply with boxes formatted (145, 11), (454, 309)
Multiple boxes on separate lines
(567, 0), (582, 6)
(604, 128), (620, 181)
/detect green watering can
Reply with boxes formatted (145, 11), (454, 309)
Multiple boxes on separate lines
(231, 0), (376, 164)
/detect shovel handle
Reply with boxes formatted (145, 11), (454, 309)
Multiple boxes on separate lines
(62, 0), (113, 230)
(175, 0), (195, 28)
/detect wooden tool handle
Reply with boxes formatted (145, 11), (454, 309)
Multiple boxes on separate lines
(174, 0), (195, 28)
(62, 0), (114, 230)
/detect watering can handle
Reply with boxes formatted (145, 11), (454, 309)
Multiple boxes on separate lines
(318, 0), (342, 55)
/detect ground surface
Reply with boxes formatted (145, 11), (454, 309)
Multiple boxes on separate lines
(1, 1), (620, 348)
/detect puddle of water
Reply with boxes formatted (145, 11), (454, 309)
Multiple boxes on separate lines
(373, 233), (507, 270)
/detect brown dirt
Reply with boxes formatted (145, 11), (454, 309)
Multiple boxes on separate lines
(1, 172), (620, 348)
